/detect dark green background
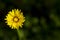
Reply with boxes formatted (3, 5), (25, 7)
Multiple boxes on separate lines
(0, 0), (60, 40)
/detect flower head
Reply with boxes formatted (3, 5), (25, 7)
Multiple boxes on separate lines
(4, 9), (25, 29)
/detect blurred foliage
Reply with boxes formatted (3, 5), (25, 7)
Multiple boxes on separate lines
(0, 0), (60, 40)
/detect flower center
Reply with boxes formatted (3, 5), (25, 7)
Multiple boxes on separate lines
(13, 16), (19, 22)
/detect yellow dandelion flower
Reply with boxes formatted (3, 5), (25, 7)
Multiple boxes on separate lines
(4, 9), (25, 29)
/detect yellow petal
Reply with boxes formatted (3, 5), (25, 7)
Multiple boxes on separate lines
(4, 9), (25, 29)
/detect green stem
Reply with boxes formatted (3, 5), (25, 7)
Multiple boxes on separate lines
(17, 29), (21, 40)
(17, 29), (25, 40)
